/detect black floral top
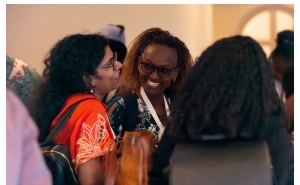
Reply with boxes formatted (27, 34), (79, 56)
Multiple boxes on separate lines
(108, 91), (169, 140)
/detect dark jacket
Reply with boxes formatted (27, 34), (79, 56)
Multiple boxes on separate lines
(149, 117), (294, 185)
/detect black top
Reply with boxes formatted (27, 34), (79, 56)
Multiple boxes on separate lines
(108, 91), (170, 140)
(149, 117), (294, 185)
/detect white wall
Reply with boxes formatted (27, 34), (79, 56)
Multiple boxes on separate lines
(6, 4), (213, 75)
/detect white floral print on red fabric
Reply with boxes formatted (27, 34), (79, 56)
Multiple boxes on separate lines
(74, 114), (114, 171)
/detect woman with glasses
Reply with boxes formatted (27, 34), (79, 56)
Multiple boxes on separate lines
(106, 27), (193, 141)
(31, 32), (122, 185)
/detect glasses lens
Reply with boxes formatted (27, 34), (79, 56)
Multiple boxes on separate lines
(141, 62), (154, 73)
(158, 68), (171, 78)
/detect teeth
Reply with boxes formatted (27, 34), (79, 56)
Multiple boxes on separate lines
(147, 80), (159, 87)
(113, 73), (120, 79)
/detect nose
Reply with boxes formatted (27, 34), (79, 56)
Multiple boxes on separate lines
(114, 61), (123, 70)
(149, 68), (160, 80)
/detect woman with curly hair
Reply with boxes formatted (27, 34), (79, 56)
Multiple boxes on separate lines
(31, 32), (122, 185)
(106, 27), (193, 141)
(150, 35), (294, 185)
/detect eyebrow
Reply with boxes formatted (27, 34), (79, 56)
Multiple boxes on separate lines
(141, 59), (173, 68)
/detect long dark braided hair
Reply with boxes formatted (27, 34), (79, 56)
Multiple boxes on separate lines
(167, 35), (288, 139)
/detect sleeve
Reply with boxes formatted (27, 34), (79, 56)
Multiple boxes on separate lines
(264, 119), (294, 185)
(108, 97), (126, 137)
(6, 89), (52, 185)
(73, 101), (115, 172)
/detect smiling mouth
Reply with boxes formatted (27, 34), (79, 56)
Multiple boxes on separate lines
(112, 73), (120, 79)
(147, 80), (160, 87)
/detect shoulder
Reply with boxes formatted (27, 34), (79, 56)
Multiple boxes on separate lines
(63, 93), (107, 114)
(76, 95), (106, 111)
(107, 91), (137, 107)
(6, 89), (29, 118)
(81, 98), (107, 113)
(106, 91), (138, 116)
(6, 89), (38, 136)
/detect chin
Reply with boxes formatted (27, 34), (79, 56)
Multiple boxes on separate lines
(144, 85), (164, 97)
(111, 86), (119, 91)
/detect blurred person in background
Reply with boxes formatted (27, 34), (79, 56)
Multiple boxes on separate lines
(6, 55), (43, 115)
(282, 65), (294, 143)
(6, 89), (52, 185)
(269, 30), (294, 103)
(99, 24), (127, 103)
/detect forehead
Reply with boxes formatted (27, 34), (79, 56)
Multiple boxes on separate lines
(142, 44), (177, 66)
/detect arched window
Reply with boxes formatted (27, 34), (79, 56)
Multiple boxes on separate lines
(236, 5), (294, 57)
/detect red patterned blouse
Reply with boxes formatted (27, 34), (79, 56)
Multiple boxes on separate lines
(50, 93), (115, 173)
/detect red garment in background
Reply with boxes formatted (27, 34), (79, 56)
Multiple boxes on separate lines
(50, 93), (115, 173)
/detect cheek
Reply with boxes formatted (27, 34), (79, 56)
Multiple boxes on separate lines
(163, 78), (173, 86)
(138, 69), (147, 80)
(97, 70), (112, 80)
(95, 74), (102, 80)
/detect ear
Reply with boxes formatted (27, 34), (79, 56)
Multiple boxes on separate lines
(83, 75), (95, 88)
(172, 67), (180, 81)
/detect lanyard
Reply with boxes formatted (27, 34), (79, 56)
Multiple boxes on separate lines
(140, 87), (170, 139)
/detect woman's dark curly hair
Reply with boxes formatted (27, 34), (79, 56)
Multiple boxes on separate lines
(167, 35), (288, 139)
(31, 32), (108, 142)
(118, 27), (193, 94)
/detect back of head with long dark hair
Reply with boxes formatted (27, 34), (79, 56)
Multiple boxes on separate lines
(167, 35), (288, 139)
(31, 32), (108, 142)
(118, 27), (193, 94)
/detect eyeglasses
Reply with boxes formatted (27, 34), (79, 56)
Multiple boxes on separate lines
(139, 61), (177, 78)
(96, 52), (117, 69)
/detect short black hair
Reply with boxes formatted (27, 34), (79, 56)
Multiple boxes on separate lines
(108, 39), (127, 63)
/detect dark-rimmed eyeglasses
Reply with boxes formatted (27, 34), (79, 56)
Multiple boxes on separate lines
(139, 61), (177, 78)
(96, 52), (117, 69)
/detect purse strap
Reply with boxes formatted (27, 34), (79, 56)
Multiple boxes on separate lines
(44, 99), (88, 142)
